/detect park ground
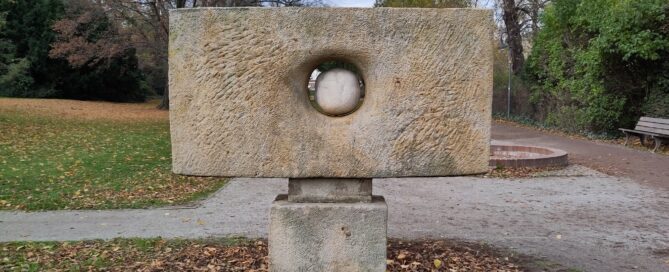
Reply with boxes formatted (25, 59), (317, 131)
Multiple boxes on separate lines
(493, 119), (669, 190)
(0, 98), (227, 210)
(1, 98), (668, 271)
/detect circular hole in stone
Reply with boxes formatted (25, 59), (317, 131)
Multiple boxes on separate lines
(307, 60), (365, 116)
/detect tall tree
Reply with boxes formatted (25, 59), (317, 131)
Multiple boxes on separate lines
(501, 0), (524, 74)
(526, 0), (669, 132)
(102, 0), (322, 110)
(0, 6), (33, 96)
(0, 0), (149, 101)
(0, 0), (66, 97)
(50, 0), (132, 68)
(493, 0), (550, 74)
(49, 0), (148, 102)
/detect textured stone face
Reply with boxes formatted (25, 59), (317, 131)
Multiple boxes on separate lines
(169, 7), (493, 178)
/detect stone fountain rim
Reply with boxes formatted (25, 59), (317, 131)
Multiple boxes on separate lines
(489, 144), (568, 168)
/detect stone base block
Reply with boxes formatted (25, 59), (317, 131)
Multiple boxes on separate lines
(288, 178), (372, 203)
(269, 195), (387, 272)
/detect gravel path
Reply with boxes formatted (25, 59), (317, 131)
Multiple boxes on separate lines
(2, 166), (668, 272)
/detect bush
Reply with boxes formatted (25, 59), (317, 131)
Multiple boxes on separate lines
(525, 0), (669, 133)
(0, 58), (33, 97)
(643, 76), (669, 118)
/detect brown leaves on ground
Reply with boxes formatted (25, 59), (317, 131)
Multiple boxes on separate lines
(1, 238), (268, 272)
(69, 174), (228, 210)
(387, 240), (521, 272)
(152, 240), (268, 272)
(0, 98), (167, 122)
(484, 166), (564, 179)
(1, 238), (526, 272)
(606, 137), (669, 155)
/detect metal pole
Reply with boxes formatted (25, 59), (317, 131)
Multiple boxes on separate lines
(507, 49), (512, 118)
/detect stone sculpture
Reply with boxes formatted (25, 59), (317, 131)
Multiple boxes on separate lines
(169, 7), (492, 272)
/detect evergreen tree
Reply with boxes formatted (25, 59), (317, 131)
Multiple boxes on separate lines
(0, 0), (149, 102)
(0, 0), (64, 97)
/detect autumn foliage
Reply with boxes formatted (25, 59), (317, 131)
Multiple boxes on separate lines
(49, 0), (130, 68)
(0, 0), (149, 102)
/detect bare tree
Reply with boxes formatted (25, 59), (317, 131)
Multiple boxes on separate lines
(495, 0), (549, 74)
(96, 1), (170, 107)
(99, 0), (323, 110)
(50, 0), (132, 68)
(519, 0), (550, 41)
(502, 0), (524, 74)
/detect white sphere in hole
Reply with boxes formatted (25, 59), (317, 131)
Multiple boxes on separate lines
(314, 68), (362, 115)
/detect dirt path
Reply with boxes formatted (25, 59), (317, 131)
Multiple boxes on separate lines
(493, 121), (669, 190)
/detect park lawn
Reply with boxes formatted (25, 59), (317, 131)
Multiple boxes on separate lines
(0, 98), (226, 210)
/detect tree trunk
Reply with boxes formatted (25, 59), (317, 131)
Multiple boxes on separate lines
(153, 0), (171, 110)
(158, 82), (169, 109)
(502, 0), (525, 74)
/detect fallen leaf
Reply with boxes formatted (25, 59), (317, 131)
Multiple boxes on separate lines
(434, 259), (442, 268)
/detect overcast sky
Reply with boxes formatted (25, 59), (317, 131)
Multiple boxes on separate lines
(325, 0), (495, 8)
(326, 0), (376, 7)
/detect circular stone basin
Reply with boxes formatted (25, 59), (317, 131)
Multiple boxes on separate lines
(490, 145), (568, 168)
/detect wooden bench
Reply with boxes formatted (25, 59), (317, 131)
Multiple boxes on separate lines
(619, 116), (669, 153)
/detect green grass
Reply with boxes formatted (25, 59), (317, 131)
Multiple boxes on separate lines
(0, 107), (226, 210)
(0, 237), (255, 271)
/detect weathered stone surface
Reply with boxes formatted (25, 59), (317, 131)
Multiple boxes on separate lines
(169, 7), (493, 178)
(288, 178), (372, 203)
(269, 195), (387, 272)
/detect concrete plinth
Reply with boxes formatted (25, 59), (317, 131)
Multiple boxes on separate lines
(269, 194), (387, 272)
(288, 178), (372, 203)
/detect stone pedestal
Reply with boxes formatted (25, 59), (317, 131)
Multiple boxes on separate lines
(288, 178), (372, 203)
(269, 179), (387, 272)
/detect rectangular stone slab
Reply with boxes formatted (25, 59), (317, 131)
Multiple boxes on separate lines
(169, 7), (493, 178)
